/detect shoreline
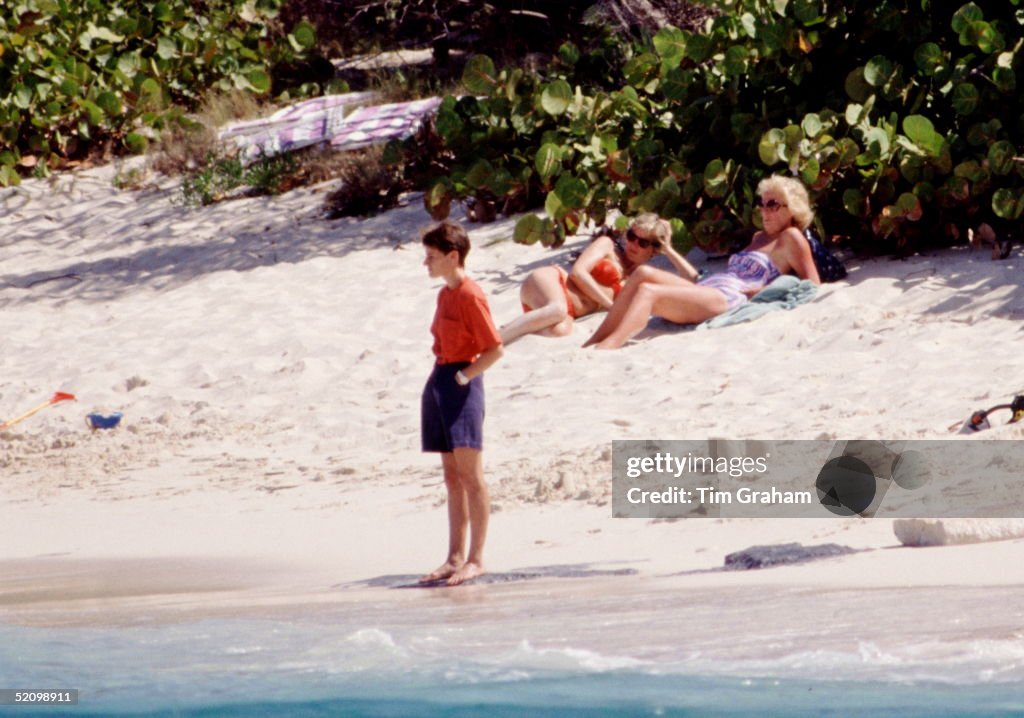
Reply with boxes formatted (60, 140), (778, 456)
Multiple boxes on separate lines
(3, 495), (1023, 628)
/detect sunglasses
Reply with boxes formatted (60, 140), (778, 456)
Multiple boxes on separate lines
(626, 229), (661, 250)
(755, 197), (787, 211)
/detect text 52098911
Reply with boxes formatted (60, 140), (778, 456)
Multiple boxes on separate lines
(0, 689), (79, 705)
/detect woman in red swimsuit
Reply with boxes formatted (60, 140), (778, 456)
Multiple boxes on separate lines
(500, 213), (699, 344)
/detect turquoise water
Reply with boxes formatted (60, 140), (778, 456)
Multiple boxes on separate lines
(2, 664), (1022, 717)
(2, 675), (1021, 717)
(2, 579), (1023, 716)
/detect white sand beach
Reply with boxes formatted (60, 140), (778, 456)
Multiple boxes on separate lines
(1, 164), (1023, 699)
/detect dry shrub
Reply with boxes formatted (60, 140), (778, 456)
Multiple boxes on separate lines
(149, 91), (264, 177)
(322, 146), (408, 218)
(148, 120), (218, 176)
(197, 90), (264, 129)
(283, 146), (354, 187)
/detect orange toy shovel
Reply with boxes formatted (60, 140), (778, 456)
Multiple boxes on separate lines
(0, 392), (77, 430)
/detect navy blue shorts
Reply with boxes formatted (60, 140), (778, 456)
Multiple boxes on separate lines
(421, 362), (485, 453)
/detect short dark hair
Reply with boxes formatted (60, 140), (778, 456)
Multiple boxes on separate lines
(421, 220), (470, 266)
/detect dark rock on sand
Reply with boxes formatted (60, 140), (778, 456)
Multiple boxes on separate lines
(724, 542), (857, 570)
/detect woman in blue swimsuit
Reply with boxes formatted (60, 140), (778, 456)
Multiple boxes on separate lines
(583, 176), (821, 349)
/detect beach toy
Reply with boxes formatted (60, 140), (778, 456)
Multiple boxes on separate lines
(0, 391), (77, 430)
(955, 394), (1024, 433)
(86, 412), (123, 431)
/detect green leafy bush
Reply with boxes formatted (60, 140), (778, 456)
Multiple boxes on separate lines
(179, 151), (297, 206)
(0, 0), (319, 185)
(397, 0), (1024, 251)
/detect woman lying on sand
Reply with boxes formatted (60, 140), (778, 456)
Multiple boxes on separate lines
(583, 176), (822, 350)
(500, 213), (699, 344)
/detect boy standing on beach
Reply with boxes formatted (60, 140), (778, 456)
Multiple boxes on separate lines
(420, 221), (504, 586)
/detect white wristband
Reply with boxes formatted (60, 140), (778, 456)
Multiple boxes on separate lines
(455, 370), (470, 386)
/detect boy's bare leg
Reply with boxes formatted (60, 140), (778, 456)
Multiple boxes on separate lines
(446, 448), (489, 586)
(420, 452), (469, 582)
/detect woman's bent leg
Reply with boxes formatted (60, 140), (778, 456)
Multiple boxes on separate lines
(500, 267), (573, 345)
(595, 284), (728, 349)
(583, 266), (692, 347)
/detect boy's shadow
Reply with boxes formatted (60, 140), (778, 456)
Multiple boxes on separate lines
(343, 563), (638, 589)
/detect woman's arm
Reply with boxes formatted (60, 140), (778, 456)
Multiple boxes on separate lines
(780, 227), (821, 284)
(658, 243), (700, 282)
(569, 235), (618, 309)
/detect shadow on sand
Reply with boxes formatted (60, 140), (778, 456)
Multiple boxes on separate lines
(347, 563), (639, 589)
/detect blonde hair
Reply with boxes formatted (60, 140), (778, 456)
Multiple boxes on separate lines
(630, 212), (672, 246)
(757, 175), (814, 230)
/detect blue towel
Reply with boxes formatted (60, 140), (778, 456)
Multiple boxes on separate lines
(697, 275), (818, 330)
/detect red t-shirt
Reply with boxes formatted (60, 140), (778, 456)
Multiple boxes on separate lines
(431, 277), (502, 364)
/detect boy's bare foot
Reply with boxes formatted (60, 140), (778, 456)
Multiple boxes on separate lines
(420, 560), (462, 583)
(446, 561), (485, 586)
